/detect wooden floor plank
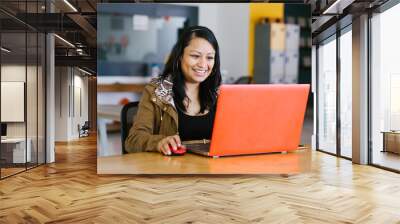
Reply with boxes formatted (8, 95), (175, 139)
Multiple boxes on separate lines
(0, 135), (400, 223)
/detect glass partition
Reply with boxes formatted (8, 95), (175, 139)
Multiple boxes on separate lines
(38, 32), (45, 165)
(317, 35), (337, 154)
(0, 1), (46, 179)
(27, 31), (38, 169)
(1, 30), (28, 177)
(339, 27), (352, 158)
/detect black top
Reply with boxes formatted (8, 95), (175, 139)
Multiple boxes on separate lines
(177, 105), (216, 141)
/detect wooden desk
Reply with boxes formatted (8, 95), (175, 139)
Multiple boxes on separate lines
(382, 131), (400, 154)
(1, 138), (31, 164)
(97, 76), (150, 93)
(97, 149), (311, 175)
(97, 104), (123, 122)
(97, 83), (146, 93)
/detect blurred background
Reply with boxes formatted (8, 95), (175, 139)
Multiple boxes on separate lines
(96, 3), (312, 157)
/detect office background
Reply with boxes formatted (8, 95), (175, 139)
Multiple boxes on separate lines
(0, 3), (46, 178)
(312, 0), (400, 172)
(1, 1), (400, 223)
(0, 0), (97, 179)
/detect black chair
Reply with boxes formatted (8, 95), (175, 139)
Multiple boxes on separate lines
(120, 102), (139, 154)
(78, 121), (90, 138)
(234, 76), (253, 84)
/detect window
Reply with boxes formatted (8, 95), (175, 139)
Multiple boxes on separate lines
(339, 27), (352, 158)
(371, 2), (400, 171)
(317, 35), (337, 154)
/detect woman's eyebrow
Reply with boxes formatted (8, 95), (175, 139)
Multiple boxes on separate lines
(189, 50), (215, 55)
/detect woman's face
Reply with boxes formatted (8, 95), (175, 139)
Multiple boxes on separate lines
(180, 37), (216, 84)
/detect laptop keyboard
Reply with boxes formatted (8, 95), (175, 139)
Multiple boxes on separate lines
(185, 143), (210, 152)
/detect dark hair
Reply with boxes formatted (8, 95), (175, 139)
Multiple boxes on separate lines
(161, 25), (221, 114)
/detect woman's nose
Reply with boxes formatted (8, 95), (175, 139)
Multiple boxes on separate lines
(197, 57), (207, 67)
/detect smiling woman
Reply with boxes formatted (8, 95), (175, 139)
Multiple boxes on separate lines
(124, 26), (222, 156)
(180, 38), (216, 84)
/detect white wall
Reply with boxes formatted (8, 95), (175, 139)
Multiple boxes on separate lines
(216, 4), (249, 80)
(72, 73), (89, 138)
(1, 65), (26, 138)
(1, 65), (41, 137)
(55, 67), (68, 141)
(1, 65), (26, 82)
(2, 64), (46, 164)
(55, 67), (89, 141)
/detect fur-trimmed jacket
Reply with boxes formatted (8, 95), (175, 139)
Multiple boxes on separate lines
(124, 76), (180, 153)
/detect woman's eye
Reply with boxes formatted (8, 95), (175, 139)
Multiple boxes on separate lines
(191, 55), (199, 58)
(207, 57), (215, 60)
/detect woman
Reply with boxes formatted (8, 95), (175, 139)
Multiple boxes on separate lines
(125, 26), (221, 155)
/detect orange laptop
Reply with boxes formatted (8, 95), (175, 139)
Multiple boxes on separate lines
(183, 84), (310, 157)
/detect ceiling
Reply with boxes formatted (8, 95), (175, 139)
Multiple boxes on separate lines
(1, 0), (394, 74)
(308, 0), (390, 39)
(0, 0), (98, 73)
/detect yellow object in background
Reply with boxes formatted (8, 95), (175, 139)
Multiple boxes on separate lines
(270, 23), (286, 51)
(249, 3), (284, 76)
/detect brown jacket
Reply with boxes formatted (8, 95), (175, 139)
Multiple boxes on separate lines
(124, 77), (179, 153)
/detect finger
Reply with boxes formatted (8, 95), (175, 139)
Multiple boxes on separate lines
(172, 135), (182, 147)
(158, 141), (168, 155)
(159, 145), (168, 155)
(168, 138), (178, 150)
(162, 143), (171, 155)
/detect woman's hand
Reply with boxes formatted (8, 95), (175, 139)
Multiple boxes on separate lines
(157, 135), (182, 155)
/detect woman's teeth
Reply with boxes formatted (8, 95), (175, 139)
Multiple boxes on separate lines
(194, 69), (206, 73)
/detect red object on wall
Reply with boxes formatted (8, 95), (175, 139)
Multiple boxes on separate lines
(121, 35), (129, 48)
(119, 98), (130, 105)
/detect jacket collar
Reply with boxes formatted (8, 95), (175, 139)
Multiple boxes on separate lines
(151, 75), (220, 109)
(151, 75), (175, 108)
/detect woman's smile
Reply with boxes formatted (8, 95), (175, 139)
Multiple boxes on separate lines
(192, 68), (208, 77)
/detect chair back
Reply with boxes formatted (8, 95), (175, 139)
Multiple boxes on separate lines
(120, 102), (139, 154)
(234, 76), (253, 84)
(82, 121), (90, 130)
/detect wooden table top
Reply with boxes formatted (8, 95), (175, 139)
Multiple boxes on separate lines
(97, 104), (123, 121)
(97, 149), (312, 175)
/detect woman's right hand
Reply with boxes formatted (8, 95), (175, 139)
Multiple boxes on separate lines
(157, 135), (182, 155)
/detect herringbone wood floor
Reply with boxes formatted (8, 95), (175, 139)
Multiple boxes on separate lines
(1, 135), (400, 223)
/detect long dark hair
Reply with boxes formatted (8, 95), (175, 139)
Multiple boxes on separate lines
(161, 26), (221, 114)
